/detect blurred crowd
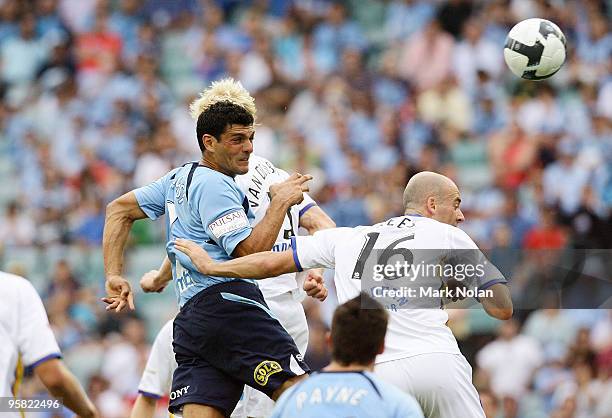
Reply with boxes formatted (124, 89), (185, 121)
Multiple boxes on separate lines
(0, 0), (610, 417)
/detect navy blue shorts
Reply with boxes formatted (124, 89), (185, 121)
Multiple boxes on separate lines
(168, 281), (309, 417)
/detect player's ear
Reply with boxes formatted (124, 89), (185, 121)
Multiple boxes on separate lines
(426, 196), (436, 214)
(202, 134), (217, 153)
(325, 331), (332, 351)
(377, 341), (385, 355)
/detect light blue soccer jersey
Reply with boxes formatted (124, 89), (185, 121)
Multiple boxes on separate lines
(134, 163), (256, 307)
(270, 371), (424, 418)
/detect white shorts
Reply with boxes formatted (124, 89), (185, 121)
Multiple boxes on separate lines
(233, 290), (309, 418)
(375, 353), (485, 418)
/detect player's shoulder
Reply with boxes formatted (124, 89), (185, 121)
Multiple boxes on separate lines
(0, 271), (39, 302)
(315, 226), (359, 241)
(250, 154), (289, 179)
(409, 217), (476, 248)
(0, 271), (35, 291)
(237, 154), (287, 185)
(191, 166), (241, 193)
(248, 154), (273, 168)
(447, 225), (478, 249)
(155, 165), (184, 184)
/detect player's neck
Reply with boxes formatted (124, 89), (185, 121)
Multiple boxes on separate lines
(200, 156), (234, 177)
(324, 361), (374, 373)
(404, 208), (426, 217)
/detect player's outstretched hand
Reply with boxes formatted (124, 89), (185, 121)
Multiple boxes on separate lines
(140, 269), (168, 293)
(174, 239), (213, 274)
(303, 270), (328, 301)
(269, 173), (313, 207)
(102, 275), (135, 312)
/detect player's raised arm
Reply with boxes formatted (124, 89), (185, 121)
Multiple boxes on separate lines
(175, 239), (298, 278)
(299, 204), (336, 234)
(480, 283), (513, 320)
(102, 191), (148, 312)
(103, 167), (176, 312)
(298, 203), (336, 300)
(231, 173), (313, 257)
(176, 228), (344, 280)
(448, 223), (513, 320)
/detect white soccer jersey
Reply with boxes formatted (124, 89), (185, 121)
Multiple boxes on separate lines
(292, 216), (505, 363)
(138, 319), (176, 398)
(0, 272), (62, 405)
(235, 155), (316, 298)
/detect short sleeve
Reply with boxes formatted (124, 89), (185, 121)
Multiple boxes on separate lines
(193, 175), (253, 256)
(292, 228), (350, 271)
(17, 281), (61, 368)
(297, 193), (317, 218)
(134, 169), (177, 220)
(449, 228), (507, 290)
(138, 320), (176, 398)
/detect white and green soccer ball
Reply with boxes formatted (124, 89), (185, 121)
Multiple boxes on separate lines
(504, 18), (567, 80)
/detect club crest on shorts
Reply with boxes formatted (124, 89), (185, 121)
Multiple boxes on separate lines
(254, 360), (282, 386)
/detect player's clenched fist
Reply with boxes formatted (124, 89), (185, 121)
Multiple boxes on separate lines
(140, 269), (169, 293)
(269, 173), (313, 207)
(174, 239), (214, 274)
(102, 275), (135, 312)
(303, 270), (328, 301)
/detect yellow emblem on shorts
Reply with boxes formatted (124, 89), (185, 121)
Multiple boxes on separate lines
(254, 360), (282, 386)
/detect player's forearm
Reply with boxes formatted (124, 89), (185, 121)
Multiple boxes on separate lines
(157, 256), (173, 284)
(37, 360), (97, 418)
(129, 395), (157, 418)
(54, 372), (98, 418)
(299, 206), (336, 234)
(103, 192), (147, 276)
(299, 207), (334, 282)
(481, 283), (513, 320)
(232, 199), (291, 257)
(209, 250), (298, 279)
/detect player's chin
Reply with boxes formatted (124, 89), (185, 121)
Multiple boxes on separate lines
(235, 159), (249, 174)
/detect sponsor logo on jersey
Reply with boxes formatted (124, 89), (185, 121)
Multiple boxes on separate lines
(170, 385), (190, 400)
(208, 210), (249, 239)
(254, 360), (282, 386)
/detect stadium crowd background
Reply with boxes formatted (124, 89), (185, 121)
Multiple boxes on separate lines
(0, 0), (610, 417)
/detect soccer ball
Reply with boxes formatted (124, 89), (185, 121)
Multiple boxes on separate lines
(503, 18), (567, 80)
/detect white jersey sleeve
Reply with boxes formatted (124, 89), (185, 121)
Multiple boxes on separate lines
(138, 319), (176, 398)
(448, 227), (507, 289)
(17, 279), (61, 368)
(292, 228), (353, 270)
(296, 192), (316, 218)
(448, 226), (479, 250)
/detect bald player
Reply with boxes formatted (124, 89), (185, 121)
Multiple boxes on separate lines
(173, 171), (513, 418)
